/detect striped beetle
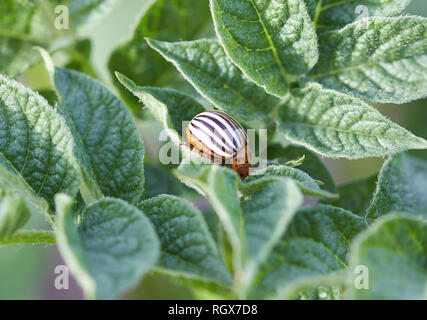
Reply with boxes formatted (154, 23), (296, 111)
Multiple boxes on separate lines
(185, 110), (251, 179)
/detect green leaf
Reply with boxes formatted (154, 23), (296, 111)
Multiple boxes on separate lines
(175, 163), (246, 273)
(55, 194), (96, 298)
(276, 83), (427, 159)
(347, 213), (427, 300)
(0, 0), (52, 77)
(144, 164), (182, 199)
(252, 204), (366, 298)
(43, 63), (144, 204)
(116, 72), (205, 145)
(0, 162), (49, 217)
(203, 208), (222, 248)
(245, 165), (337, 199)
(0, 74), (81, 207)
(55, 194), (160, 300)
(0, 0), (104, 77)
(268, 144), (337, 194)
(324, 175), (377, 216)
(108, 0), (211, 109)
(69, 0), (123, 29)
(146, 39), (277, 124)
(366, 153), (427, 222)
(0, 230), (55, 246)
(312, 0), (411, 30)
(138, 194), (232, 285)
(210, 0), (318, 97)
(0, 194), (30, 238)
(310, 17), (427, 103)
(0, 37), (41, 78)
(239, 177), (303, 297)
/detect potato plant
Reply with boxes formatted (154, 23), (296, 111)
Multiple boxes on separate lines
(0, 0), (426, 300)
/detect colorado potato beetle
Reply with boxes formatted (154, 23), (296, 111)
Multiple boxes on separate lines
(185, 110), (251, 179)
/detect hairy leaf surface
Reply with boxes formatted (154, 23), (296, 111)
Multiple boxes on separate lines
(0, 75), (81, 206)
(239, 177), (303, 296)
(245, 165), (336, 198)
(146, 39), (277, 124)
(175, 163), (246, 272)
(116, 73), (205, 145)
(50, 67), (144, 204)
(253, 204), (366, 298)
(56, 195), (160, 299)
(311, 0), (411, 30)
(310, 17), (427, 103)
(276, 84), (427, 158)
(138, 195), (232, 284)
(211, 0), (318, 96)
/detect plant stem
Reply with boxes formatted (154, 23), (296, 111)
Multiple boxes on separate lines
(0, 230), (56, 245)
(313, 0), (323, 27)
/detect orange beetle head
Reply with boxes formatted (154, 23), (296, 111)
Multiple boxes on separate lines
(232, 145), (251, 180)
(234, 162), (250, 179)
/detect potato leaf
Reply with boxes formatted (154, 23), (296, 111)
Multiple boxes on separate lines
(211, 0), (318, 96)
(347, 213), (427, 299)
(323, 175), (377, 216)
(55, 194), (160, 299)
(138, 195), (232, 285)
(175, 163), (246, 273)
(311, 0), (411, 30)
(0, 194), (30, 239)
(245, 164), (337, 199)
(146, 39), (278, 124)
(239, 177), (303, 297)
(252, 204), (366, 299)
(310, 17), (427, 103)
(40, 56), (144, 205)
(366, 153), (427, 222)
(116, 72), (205, 145)
(108, 0), (211, 108)
(267, 143), (337, 194)
(0, 0), (52, 77)
(0, 75), (81, 207)
(276, 83), (427, 159)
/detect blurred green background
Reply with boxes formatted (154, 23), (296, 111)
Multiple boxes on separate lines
(0, 0), (426, 299)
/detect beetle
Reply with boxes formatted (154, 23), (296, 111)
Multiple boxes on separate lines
(184, 110), (251, 179)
